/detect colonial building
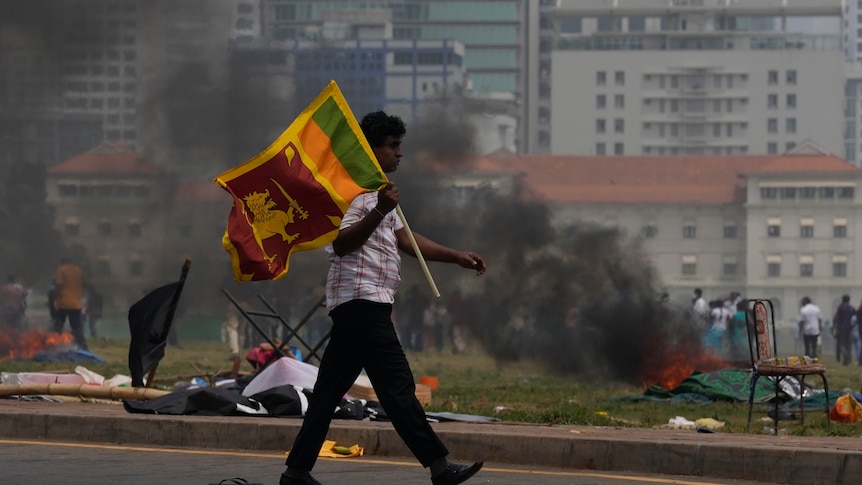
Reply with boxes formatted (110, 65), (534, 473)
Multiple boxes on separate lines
(46, 140), (232, 314)
(462, 147), (862, 322)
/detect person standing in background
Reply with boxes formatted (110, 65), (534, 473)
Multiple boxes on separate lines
(0, 275), (27, 329)
(832, 294), (855, 366)
(53, 258), (88, 350)
(798, 296), (822, 359)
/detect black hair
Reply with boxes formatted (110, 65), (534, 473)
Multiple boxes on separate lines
(843, 294), (851, 303)
(360, 111), (406, 148)
(693, 288), (702, 297)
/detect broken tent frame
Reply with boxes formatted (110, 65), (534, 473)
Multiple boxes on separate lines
(221, 288), (330, 367)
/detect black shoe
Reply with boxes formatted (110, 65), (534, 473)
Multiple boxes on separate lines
(431, 460), (483, 485)
(279, 472), (322, 485)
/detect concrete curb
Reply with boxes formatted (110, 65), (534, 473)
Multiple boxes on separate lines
(2, 401), (861, 484)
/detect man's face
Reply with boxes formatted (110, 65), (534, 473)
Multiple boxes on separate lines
(372, 135), (403, 173)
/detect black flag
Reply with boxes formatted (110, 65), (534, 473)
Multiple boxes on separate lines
(128, 259), (191, 387)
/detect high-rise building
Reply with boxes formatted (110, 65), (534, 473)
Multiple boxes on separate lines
(548, 0), (844, 157)
(263, 0), (542, 153)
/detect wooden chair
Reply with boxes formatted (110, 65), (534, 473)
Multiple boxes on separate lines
(744, 299), (830, 432)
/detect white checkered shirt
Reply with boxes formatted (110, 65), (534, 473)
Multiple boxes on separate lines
(325, 192), (404, 312)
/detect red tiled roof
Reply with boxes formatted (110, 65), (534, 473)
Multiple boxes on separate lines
(175, 180), (231, 203)
(470, 154), (861, 204)
(49, 140), (163, 175)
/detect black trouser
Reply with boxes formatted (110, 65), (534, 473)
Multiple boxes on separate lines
(803, 334), (819, 359)
(836, 327), (853, 365)
(285, 299), (447, 471)
(54, 309), (88, 351)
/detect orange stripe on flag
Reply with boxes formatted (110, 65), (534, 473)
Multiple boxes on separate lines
(299, 119), (365, 202)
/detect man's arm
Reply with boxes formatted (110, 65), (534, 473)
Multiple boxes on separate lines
(331, 184), (398, 256)
(395, 229), (486, 275)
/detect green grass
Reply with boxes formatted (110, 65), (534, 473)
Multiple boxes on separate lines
(3, 338), (862, 437)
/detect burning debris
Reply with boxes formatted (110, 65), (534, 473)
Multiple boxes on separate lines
(0, 328), (97, 363)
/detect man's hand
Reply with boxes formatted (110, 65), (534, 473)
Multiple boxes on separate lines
(455, 251), (486, 275)
(376, 183), (399, 214)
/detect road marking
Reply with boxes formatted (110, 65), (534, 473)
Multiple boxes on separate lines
(0, 439), (734, 485)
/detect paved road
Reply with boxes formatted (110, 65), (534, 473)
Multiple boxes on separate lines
(1, 439), (771, 485)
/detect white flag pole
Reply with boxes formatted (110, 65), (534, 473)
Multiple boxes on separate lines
(395, 205), (440, 298)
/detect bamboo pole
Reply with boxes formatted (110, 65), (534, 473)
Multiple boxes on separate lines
(395, 205), (440, 298)
(0, 384), (170, 400)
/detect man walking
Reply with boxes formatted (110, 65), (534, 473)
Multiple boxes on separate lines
(279, 111), (486, 485)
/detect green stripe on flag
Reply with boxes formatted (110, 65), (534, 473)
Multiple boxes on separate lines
(311, 97), (385, 190)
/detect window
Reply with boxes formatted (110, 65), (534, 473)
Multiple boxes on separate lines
(779, 187), (795, 199)
(799, 255), (813, 278)
(95, 259), (111, 277)
(614, 142), (624, 155)
(723, 256), (738, 277)
(641, 221), (658, 238)
(128, 222), (142, 238)
(614, 118), (624, 134)
(713, 123), (722, 137)
(834, 218), (848, 238)
(97, 221), (112, 236)
(799, 187), (816, 199)
(786, 142), (796, 152)
(58, 184), (77, 197)
(615, 71), (625, 86)
(768, 70), (778, 85)
(596, 94), (606, 109)
(683, 219), (696, 239)
(838, 187), (855, 199)
(723, 223), (738, 239)
(799, 218), (814, 238)
(596, 142), (606, 155)
(833, 255), (848, 277)
(597, 71), (606, 86)
(787, 94), (796, 109)
(614, 94), (624, 109)
(767, 118), (778, 134)
(761, 187), (777, 199)
(670, 99), (679, 112)
(767, 142), (778, 154)
(596, 119), (606, 134)
(786, 118), (796, 134)
(682, 255), (697, 276)
(767, 217), (781, 237)
(768, 94), (778, 109)
(767, 255), (781, 277)
(819, 187), (835, 199)
(786, 70), (797, 85)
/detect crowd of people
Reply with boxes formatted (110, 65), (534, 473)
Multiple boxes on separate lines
(0, 258), (103, 352)
(691, 288), (749, 362)
(691, 288), (862, 365)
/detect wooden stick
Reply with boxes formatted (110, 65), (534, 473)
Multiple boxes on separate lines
(0, 384), (170, 400)
(144, 363), (159, 389)
(395, 205), (440, 298)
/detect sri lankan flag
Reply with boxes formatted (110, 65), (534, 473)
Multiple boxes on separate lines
(214, 81), (388, 282)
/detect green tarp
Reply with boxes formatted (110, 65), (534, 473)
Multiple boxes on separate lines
(645, 368), (777, 403)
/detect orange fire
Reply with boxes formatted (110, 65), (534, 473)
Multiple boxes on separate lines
(0, 329), (75, 361)
(638, 335), (731, 390)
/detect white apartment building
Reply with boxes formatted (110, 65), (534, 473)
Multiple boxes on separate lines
(549, 0), (844, 157)
(463, 151), (862, 322)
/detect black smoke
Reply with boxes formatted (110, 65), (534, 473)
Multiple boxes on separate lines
(393, 107), (697, 384)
